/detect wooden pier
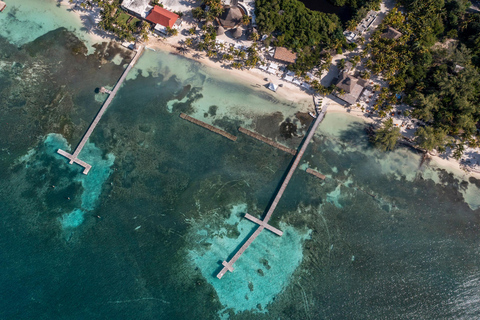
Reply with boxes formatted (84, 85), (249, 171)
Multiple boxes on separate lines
(57, 45), (144, 174)
(217, 103), (328, 279)
(179, 113), (237, 141)
(306, 168), (326, 180)
(238, 127), (297, 155)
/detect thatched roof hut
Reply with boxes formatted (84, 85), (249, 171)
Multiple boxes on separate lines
(216, 25), (225, 35)
(219, 6), (243, 28)
(382, 26), (402, 40)
(232, 27), (243, 39)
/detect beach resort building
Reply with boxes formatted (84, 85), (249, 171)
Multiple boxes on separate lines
(146, 5), (179, 34)
(273, 47), (297, 64)
(218, 5), (244, 29)
(335, 73), (367, 105)
(356, 11), (377, 34)
(0, 1), (6, 12)
(122, 0), (152, 18)
(382, 27), (402, 40)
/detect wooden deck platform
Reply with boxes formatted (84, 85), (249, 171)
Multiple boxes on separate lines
(306, 168), (326, 180)
(57, 45), (144, 174)
(179, 113), (237, 141)
(238, 127), (297, 155)
(217, 104), (328, 279)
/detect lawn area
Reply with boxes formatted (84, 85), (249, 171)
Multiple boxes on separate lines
(129, 17), (141, 29)
(116, 11), (130, 26)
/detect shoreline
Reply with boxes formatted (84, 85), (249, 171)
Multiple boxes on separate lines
(64, 3), (480, 181)
(147, 38), (480, 180)
(144, 38), (314, 108)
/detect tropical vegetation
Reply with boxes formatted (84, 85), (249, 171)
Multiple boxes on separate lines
(367, 1), (480, 155)
(371, 118), (402, 151)
(94, 0), (149, 41)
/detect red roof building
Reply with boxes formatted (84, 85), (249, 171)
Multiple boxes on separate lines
(146, 6), (179, 28)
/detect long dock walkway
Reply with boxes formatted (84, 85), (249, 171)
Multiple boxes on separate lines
(57, 46), (144, 174)
(179, 113), (237, 141)
(238, 127), (297, 155)
(217, 103), (328, 279)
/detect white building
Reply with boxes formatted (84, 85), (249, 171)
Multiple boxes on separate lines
(122, 0), (152, 18)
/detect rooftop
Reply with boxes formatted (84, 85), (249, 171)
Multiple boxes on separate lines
(273, 47), (297, 64)
(0, 1), (6, 12)
(146, 5), (179, 28)
(382, 27), (402, 40)
(335, 73), (365, 105)
(218, 6), (243, 28)
(122, 0), (151, 17)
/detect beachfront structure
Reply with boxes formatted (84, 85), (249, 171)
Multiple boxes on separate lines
(267, 82), (278, 92)
(382, 26), (402, 40)
(121, 0), (152, 18)
(146, 5), (179, 34)
(283, 70), (295, 82)
(344, 30), (357, 43)
(356, 11), (377, 34)
(0, 1), (6, 12)
(232, 27), (243, 39)
(218, 5), (244, 29)
(335, 73), (366, 105)
(216, 25), (225, 35)
(273, 47), (297, 64)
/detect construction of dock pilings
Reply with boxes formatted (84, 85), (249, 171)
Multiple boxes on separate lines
(179, 113), (237, 141)
(238, 127), (297, 155)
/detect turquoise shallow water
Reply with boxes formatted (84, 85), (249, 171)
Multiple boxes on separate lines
(1, 2), (480, 319)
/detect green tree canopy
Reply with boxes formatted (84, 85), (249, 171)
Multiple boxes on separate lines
(371, 118), (402, 151)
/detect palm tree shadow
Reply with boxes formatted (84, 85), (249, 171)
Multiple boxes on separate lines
(338, 121), (371, 148)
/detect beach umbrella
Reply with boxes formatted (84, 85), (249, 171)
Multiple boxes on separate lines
(233, 27), (243, 39)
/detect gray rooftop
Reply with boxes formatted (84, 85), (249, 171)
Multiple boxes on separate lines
(335, 73), (365, 105)
(122, 0), (151, 17)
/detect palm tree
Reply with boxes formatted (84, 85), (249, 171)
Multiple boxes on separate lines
(346, 20), (357, 32)
(185, 37), (193, 47)
(249, 32), (260, 41)
(242, 15), (251, 26)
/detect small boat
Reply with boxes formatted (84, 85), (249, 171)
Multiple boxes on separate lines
(308, 111), (317, 119)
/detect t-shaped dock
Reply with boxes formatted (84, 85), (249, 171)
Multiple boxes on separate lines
(217, 102), (328, 279)
(57, 45), (144, 174)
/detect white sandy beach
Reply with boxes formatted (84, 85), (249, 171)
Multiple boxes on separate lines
(60, 0), (480, 180)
